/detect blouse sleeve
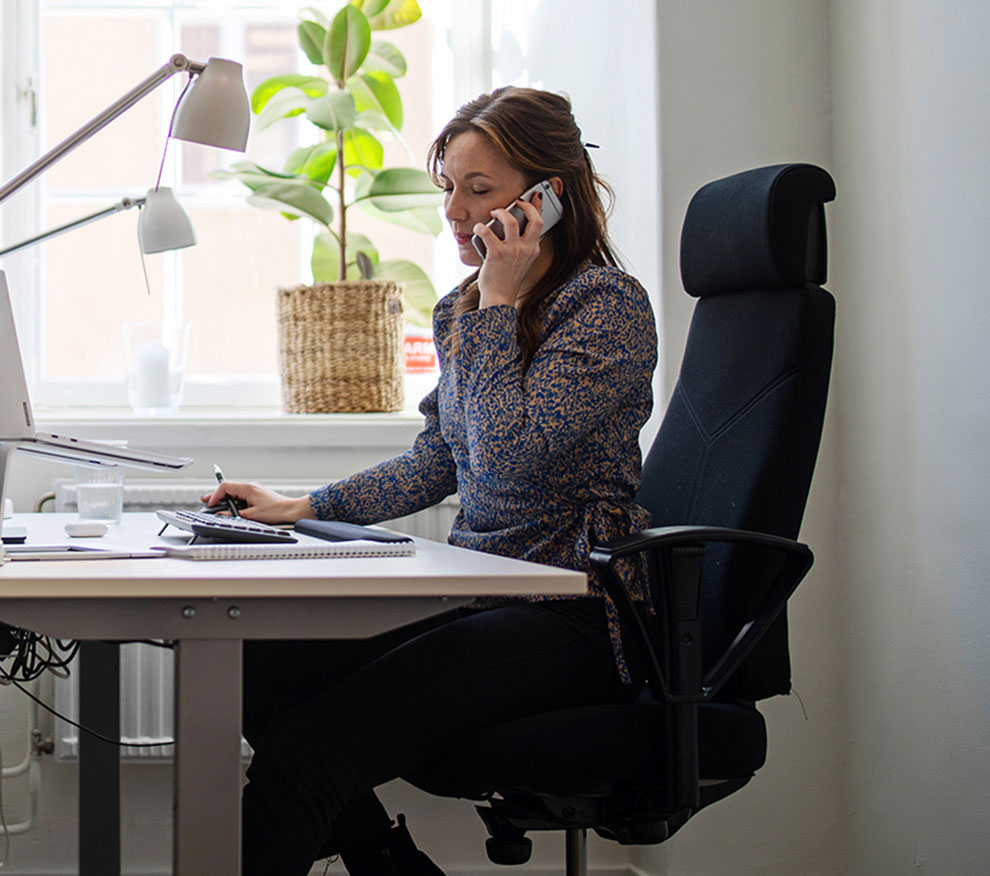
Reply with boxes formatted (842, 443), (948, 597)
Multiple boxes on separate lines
(308, 386), (458, 523)
(453, 270), (656, 479)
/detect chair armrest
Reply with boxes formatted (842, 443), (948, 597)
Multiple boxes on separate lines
(590, 525), (813, 702)
(591, 524), (810, 563)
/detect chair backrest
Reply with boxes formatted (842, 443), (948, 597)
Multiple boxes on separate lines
(637, 163), (836, 701)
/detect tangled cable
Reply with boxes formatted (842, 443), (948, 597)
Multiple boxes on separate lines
(0, 626), (78, 684)
(0, 625), (174, 748)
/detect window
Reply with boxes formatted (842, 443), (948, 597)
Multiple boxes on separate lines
(1, 0), (482, 411)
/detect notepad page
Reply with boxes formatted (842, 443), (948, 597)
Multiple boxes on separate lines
(162, 540), (415, 560)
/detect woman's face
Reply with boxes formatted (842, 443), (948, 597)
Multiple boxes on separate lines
(440, 130), (530, 267)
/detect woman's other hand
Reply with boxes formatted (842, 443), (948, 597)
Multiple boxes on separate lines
(200, 481), (315, 525)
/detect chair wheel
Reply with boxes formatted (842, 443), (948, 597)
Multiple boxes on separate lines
(485, 835), (532, 865)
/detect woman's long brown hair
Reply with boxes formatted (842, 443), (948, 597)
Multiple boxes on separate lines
(427, 87), (621, 369)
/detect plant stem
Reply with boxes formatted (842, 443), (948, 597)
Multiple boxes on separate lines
(336, 129), (346, 282)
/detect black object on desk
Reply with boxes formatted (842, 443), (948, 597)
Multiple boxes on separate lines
(1, 526), (27, 544)
(295, 518), (413, 544)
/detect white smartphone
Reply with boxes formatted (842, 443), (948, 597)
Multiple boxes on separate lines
(471, 179), (564, 259)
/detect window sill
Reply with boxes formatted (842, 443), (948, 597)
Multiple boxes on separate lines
(33, 406), (427, 450)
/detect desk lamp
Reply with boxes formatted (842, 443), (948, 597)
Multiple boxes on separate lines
(0, 54), (249, 544)
(0, 54), (249, 206)
(0, 188), (195, 258)
(0, 54), (248, 260)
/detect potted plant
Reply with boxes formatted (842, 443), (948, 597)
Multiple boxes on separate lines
(219, 0), (442, 412)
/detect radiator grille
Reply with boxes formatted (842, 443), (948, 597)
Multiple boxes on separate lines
(53, 481), (460, 761)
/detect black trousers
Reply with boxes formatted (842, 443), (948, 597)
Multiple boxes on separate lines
(241, 598), (643, 876)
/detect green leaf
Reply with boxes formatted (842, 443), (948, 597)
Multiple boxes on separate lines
(356, 250), (375, 279)
(297, 20), (328, 65)
(215, 161), (299, 192)
(350, 172), (441, 234)
(353, 108), (396, 133)
(248, 181), (334, 226)
(363, 40), (407, 77)
(251, 74), (327, 113)
(342, 128), (384, 174)
(285, 141), (338, 184)
(305, 90), (357, 131)
(349, 71), (403, 130)
(352, 0), (390, 17)
(311, 231), (341, 282)
(255, 87), (311, 131)
(358, 199), (443, 235)
(326, 5), (371, 83)
(311, 231), (379, 282)
(366, 168), (443, 211)
(366, 0), (422, 30)
(346, 232), (380, 265)
(377, 259), (437, 326)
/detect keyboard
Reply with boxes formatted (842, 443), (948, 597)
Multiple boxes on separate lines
(156, 509), (298, 544)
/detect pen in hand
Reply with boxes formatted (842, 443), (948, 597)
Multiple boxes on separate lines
(213, 464), (241, 518)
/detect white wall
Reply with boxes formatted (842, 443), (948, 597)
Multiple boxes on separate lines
(830, 1), (990, 873)
(634, 2), (842, 874)
(639, 2), (990, 875)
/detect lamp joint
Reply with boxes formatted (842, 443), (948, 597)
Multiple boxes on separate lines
(167, 54), (192, 74)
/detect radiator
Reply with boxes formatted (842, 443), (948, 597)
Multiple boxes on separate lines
(53, 480), (460, 761)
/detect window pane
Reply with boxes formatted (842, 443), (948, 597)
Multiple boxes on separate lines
(42, 202), (164, 379)
(43, 13), (167, 190)
(180, 206), (299, 376)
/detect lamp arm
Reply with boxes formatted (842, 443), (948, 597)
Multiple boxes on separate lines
(0, 54), (205, 206)
(0, 197), (145, 258)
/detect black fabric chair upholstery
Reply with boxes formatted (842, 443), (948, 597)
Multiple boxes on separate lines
(406, 163), (836, 875)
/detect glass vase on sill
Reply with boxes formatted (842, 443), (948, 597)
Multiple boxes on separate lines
(122, 321), (190, 416)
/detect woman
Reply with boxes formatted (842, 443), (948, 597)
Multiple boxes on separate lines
(212, 86), (658, 876)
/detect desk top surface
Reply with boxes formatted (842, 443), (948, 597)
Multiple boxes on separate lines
(0, 513), (587, 600)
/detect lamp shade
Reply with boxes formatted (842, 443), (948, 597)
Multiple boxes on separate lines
(138, 187), (196, 254)
(171, 57), (250, 152)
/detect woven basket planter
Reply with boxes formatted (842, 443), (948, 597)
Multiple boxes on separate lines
(277, 281), (405, 413)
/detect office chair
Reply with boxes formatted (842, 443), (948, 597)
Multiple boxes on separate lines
(404, 163), (837, 876)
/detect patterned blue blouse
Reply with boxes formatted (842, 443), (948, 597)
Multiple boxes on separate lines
(310, 263), (658, 682)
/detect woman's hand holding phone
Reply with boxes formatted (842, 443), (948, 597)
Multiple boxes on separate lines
(475, 193), (547, 309)
(471, 179), (563, 259)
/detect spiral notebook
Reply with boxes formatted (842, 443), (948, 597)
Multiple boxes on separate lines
(161, 539), (415, 561)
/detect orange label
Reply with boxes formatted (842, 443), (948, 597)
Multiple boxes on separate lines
(404, 335), (437, 373)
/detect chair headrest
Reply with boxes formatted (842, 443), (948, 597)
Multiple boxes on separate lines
(680, 163), (836, 297)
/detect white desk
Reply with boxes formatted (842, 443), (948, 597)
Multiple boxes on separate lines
(0, 513), (586, 875)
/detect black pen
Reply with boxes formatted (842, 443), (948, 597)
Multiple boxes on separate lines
(213, 464), (240, 518)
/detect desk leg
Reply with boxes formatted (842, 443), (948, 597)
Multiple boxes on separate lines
(79, 640), (120, 876)
(173, 639), (243, 876)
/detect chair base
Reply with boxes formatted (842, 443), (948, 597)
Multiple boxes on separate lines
(473, 778), (755, 871)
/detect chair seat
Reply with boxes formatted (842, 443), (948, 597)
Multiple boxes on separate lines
(407, 699), (767, 800)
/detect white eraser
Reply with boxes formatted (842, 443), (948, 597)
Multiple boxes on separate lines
(65, 521), (109, 538)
